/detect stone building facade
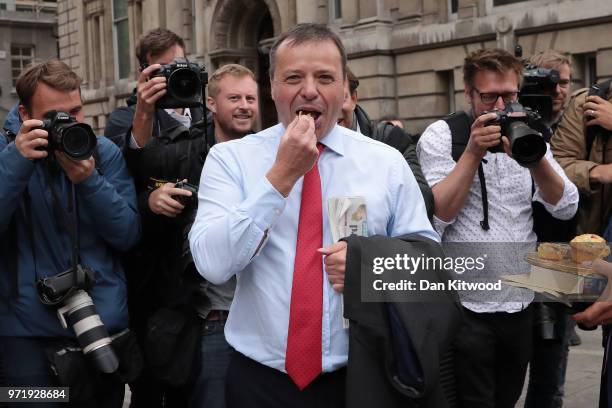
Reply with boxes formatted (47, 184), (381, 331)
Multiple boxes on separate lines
(57, 0), (612, 135)
(0, 0), (58, 124)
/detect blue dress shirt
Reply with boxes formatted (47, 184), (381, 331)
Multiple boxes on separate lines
(189, 123), (438, 373)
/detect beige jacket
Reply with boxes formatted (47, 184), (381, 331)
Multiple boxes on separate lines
(551, 87), (612, 235)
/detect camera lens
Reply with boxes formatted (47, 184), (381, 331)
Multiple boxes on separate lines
(59, 290), (119, 373)
(168, 68), (199, 100)
(508, 121), (546, 167)
(59, 124), (97, 160)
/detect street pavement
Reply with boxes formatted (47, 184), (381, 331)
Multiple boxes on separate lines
(518, 328), (604, 407)
(122, 329), (605, 407)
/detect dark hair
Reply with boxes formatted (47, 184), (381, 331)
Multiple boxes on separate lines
(16, 59), (82, 113)
(136, 28), (185, 65)
(346, 66), (360, 94)
(463, 48), (523, 89)
(269, 23), (347, 79)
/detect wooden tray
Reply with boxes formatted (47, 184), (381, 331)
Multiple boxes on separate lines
(524, 251), (596, 276)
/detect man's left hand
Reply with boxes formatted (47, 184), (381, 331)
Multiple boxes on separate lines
(55, 151), (95, 184)
(319, 241), (347, 293)
(583, 95), (612, 131)
(573, 259), (612, 327)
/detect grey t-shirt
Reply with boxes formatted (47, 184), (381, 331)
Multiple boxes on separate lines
(195, 276), (236, 318)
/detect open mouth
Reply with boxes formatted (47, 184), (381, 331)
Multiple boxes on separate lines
(296, 109), (322, 122)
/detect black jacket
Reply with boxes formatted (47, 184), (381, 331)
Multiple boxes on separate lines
(343, 234), (463, 408)
(352, 105), (434, 219)
(104, 102), (214, 322)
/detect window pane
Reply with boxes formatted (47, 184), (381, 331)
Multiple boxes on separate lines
(116, 19), (130, 78)
(113, 0), (127, 19)
(334, 0), (342, 19)
(11, 44), (34, 86)
(451, 0), (458, 13)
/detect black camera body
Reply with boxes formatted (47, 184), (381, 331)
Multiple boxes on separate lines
(174, 180), (198, 208)
(150, 59), (208, 109)
(37, 111), (97, 161)
(521, 64), (560, 95)
(483, 101), (547, 167)
(519, 63), (560, 124)
(37, 265), (119, 374)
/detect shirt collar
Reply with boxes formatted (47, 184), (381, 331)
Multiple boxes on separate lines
(318, 124), (345, 156)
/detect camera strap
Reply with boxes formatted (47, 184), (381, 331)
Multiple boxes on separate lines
(1, 128), (20, 297)
(42, 163), (82, 278)
(445, 111), (490, 230)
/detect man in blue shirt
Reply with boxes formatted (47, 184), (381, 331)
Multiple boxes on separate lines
(189, 23), (436, 408)
(0, 59), (139, 406)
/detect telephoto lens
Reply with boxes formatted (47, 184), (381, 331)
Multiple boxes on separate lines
(57, 290), (119, 373)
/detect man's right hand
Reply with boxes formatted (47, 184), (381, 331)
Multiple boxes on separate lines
(148, 182), (192, 217)
(266, 114), (318, 196)
(464, 112), (502, 160)
(132, 64), (166, 147)
(135, 64), (166, 115)
(15, 119), (48, 160)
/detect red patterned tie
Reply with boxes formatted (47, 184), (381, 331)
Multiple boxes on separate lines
(286, 143), (325, 390)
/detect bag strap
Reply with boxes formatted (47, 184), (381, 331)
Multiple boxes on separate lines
(443, 111), (490, 230)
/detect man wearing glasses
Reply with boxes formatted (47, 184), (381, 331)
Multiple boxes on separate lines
(417, 48), (578, 408)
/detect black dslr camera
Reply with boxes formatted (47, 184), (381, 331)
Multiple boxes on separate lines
(37, 111), (97, 160)
(149, 58), (208, 109)
(483, 101), (547, 167)
(174, 180), (198, 208)
(37, 265), (119, 374)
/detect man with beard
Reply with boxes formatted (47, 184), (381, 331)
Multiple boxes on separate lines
(207, 64), (259, 143)
(105, 29), (258, 408)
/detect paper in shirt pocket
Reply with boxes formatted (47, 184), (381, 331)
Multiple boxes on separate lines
(327, 196), (368, 242)
(327, 197), (368, 330)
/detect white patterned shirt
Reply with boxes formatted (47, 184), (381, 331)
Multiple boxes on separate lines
(417, 119), (579, 313)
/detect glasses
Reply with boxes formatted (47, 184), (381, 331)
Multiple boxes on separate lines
(473, 87), (518, 105)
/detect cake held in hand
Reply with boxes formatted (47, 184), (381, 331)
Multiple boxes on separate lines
(570, 234), (610, 263)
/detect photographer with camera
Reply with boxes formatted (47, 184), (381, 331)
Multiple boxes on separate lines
(417, 48), (578, 407)
(105, 28), (258, 408)
(0, 59), (140, 406)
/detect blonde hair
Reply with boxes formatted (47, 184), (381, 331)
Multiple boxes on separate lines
(207, 64), (257, 98)
(529, 50), (572, 74)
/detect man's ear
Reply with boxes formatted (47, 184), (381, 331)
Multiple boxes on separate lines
(18, 104), (30, 121)
(206, 96), (217, 114)
(351, 90), (358, 105)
